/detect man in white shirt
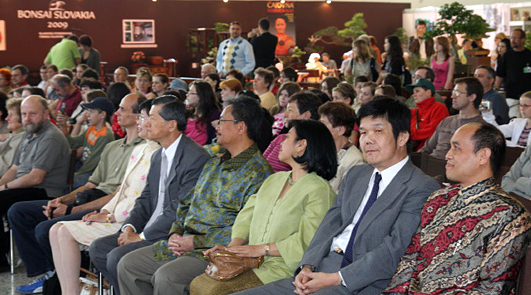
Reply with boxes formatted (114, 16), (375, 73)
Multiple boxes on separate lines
(235, 97), (439, 295)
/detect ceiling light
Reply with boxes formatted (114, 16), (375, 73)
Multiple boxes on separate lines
(326, 0), (332, 3)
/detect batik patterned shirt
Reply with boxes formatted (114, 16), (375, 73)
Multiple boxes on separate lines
(152, 144), (273, 261)
(383, 178), (531, 295)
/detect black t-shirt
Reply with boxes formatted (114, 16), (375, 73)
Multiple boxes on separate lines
(250, 32), (278, 69)
(496, 49), (531, 99)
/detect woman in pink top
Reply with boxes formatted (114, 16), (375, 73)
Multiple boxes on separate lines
(431, 36), (455, 90)
(185, 81), (221, 145)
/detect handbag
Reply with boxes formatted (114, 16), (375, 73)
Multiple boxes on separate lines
(79, 268), (110, 295)
(204, 249), (264, 281)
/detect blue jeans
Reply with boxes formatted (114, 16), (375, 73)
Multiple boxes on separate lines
(8, 200), (91, 277)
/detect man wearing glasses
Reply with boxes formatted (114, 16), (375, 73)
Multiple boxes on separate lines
(419, 77), (485, 159)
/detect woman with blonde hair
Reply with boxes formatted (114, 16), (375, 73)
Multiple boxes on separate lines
(134, 67), (156, 97)
(346, 39), (380, 82)
(431, 36), (455, 90)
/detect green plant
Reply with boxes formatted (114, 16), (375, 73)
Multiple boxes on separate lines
(305, 13), (367, 53)
(393, 27), (408, 44)
(338, 13), (368, 40)
(526, 31), (531, 51)
(214, 22), (229, 32)
(424, 2), (494, 41)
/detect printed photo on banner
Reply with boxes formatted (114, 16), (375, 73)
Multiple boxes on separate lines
(267, 1), (296, 56)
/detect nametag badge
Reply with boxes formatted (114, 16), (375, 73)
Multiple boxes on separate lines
(524, 66), (531, 74)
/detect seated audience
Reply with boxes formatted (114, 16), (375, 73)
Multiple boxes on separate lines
(332, 82), (355, 106)
(0, 96), (70, 272)
(319, 101), (364, 192)
(219, 78), (243, 103)
(0, 98), (24, 175)
(205, 73), (222, 100)
(0, 68), (12, 94)
(382, 73), (406, 103)
(354, 81), (376, 113)
(185, 81), (221, 145)
(44, 65), (59, 99)
(11, 64), (30, 89)
(68, 89), (107, 137)
(190, 120), (338, 295)
(320, 76), (341, 101)
(270, 82), (300, 137)
(475, 65), (509, 124)
(280, 67), (297, 83)
(66, 97), (115, 189)
(37, 66), (48, 90)
(21, 87), (46, 98)
(226, 68), (245, 87)
(51, 74), (82, 121)
(0, 94), (9, 135)
(375, 85), (397, 99)
(322, 52), (338, 77)
(168, 78), (188, 92)
(405, 66), (444, 109)
(353, 75), (369, 98)
(48, 99), (158, 295)
(502, 144), (531, 199)
(234, 97), (439, 295)
(201, 63), (217, 79)
(150, 73), (170, 98)
(113, 66), (132, 89)
(134, 67), (155, 97)
(484, 91), (531, 147)
(420, 77), (485, 159)
(406, 79), (449, 151)
(88, 96), (210, 293)
(116, 97), (274, 295)
(73, 64), (89, 86)
(383, 123), (531, 294)
(106, 82), (131, 138)
(263, 92), (322, 172)
(266, 66), (280, 95)
(9, 93), (145, 293)
(253, 67), (277, 110)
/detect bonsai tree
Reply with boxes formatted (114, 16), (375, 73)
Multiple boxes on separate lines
(305, 13), (367, 53)
(424, 2), (494, 50)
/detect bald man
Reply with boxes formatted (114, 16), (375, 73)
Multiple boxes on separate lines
(0, 95), (70, 270)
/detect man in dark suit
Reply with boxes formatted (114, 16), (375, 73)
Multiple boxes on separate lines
(408, 20), (433, 60)
(235, 97), (440, 295)
(89, 96), (210, 294)
(248, 18), (278, 69)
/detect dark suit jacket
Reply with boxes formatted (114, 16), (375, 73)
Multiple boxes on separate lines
(122, 135), (209, 242)
(409, 36), (434, 58)
(250, 32), (278, 69)
(299, 160), (440, 295)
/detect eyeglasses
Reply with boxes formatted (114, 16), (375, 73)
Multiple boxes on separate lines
(519, 104), (531, 109)
(452, 90), (467, 96)
(216, 119), (240, 126)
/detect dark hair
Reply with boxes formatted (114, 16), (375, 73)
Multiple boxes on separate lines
(152, 95), (187, 132)
(454, 77), (483, 108)
(271, 82), (301, 115)
(289, 92), (322, 120)
(266, 66), (280, 79)
(79, 78), (102, 90)
(281, 67), (298, 82)
(415, 66), (435, 82)
(358, 97), (410, 141)
(254, 67), (274, 88)
(476, 65), (496, 80)
(226, 68), (245, 85)
(318, 101), (357, 138)
(417, 20), (427, 27)
(153, 73), (169, 85)
(354, 75), (369, 85)
(321, 76), (341, 95)
(228, 96), (270, 148)
(59, 69), (73, 80)
(163, 90), (187, 103)
(332, 82), (355, 105)
(470, 122), (506, 175)
(307, 89), (330, 105)
(138, 99), (154, 114)
(288, 120), (337, 181)
(21, 87), (46, 98)
(383, 74), (402, 96)
(86, 90), (107, 102)
(76, 64), (89, 75)
(376, 85), (397, 98)
(79, 34), (93, 47)
(205, 73), (221, 91)
(258, 18), (270, 30)
(498, 38), (511, 57)
(12, 64), (29, 76)
(189, 81), (221, 125)
(66, 34), (79, 43)
(239, 90), (260, 102)
(106, 82), (131, 110)
(386, 35), (404, 64)
(81, 68), (99, 80)
(513, 28), (526, 39)
(0, 93), (7, 121)
(46, 64), (59, 73)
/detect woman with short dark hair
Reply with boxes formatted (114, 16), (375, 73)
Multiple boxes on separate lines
(190, 119), (337, 295)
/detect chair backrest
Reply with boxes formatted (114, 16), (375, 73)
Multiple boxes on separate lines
(67, 148), (78, 192)
(495, 146), (525, 184)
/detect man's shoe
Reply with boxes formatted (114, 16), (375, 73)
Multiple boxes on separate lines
(16, 276), (46, 294)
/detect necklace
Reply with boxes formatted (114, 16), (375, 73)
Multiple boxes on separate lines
(288, 172), (297, 186)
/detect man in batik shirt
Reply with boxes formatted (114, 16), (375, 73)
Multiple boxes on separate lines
(383, 122), (531, 294)
(116, 97), (273, 295)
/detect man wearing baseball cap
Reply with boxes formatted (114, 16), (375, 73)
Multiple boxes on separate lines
(406, 79), (449, 151)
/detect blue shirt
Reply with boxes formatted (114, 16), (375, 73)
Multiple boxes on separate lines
(216, 36), (256, 75)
